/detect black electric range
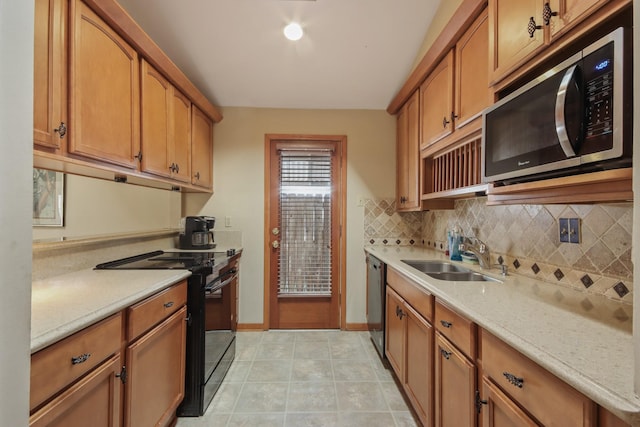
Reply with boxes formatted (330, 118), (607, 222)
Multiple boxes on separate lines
(95, 250), (229, 272)
(95, 249), (238, 417)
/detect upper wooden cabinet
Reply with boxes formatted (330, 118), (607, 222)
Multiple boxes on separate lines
(489, 0), (612, 85)
(396, 90), (420, 211)
(419, 50), (454, 149)
(191, 105), (214, 190)
(548, 0), (609, 38)
(420, 9), (490, 151)
(68, 0), (140, 169)
(34, 0), (67, 151)
(455, 9), (491, 130)
(488, 0), (545, 85)
(141, 60), (192, 183)
(33, 0), (221, 192)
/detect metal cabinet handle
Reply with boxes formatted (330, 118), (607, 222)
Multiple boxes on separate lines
(528, 16), (542, 38)
(53, 122), (67, 138)
(115, 366), (127, 384)
(442, 116), (450, 128)
(440, 320), (453, 328)
(543, 2), (558, 25)
(174, 163), (179, 173)
(395, 305), (405, 320)
(71, 353), (91, 365)
(164, 301), (174, 308)
(134, 151), (142, 162)
(503, 371), (524, 388)
(440, 349), (451, 360)
(194, 172), (200, 180)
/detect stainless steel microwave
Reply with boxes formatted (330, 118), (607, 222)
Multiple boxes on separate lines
(482, 27), (631, 184)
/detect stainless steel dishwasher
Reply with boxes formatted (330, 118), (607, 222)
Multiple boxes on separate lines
(366, 254), (386, 361)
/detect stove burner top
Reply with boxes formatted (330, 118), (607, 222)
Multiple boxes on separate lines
(95, 250), (228, 272)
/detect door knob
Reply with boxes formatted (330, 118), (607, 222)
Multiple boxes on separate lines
(272, 240), (280, 249)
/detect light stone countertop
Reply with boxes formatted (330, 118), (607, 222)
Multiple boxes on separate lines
(365, 245), (639, 425)
(31, 268), (191, 353)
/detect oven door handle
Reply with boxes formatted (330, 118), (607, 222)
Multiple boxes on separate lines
(205, 272), (238, 295)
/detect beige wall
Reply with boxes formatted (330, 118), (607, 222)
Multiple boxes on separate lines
(183, 107), (396, 326)
(32, 174), (182, 241)
(410, 0), (463, 73)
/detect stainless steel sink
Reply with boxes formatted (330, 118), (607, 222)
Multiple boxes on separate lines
(424, 271), (500, 282)
(401, 260), (500, 282)
(401, 260), (468, 273)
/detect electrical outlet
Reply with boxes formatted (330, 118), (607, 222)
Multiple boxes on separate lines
(569, 218), (581, 243)
(559, 218), (569, 243)
(225, 216), (231, 227)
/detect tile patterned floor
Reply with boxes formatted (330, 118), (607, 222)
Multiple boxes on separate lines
(176, 330), (420, 427)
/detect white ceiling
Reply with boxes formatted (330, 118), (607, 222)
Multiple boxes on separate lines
(116, 0), (441, 110)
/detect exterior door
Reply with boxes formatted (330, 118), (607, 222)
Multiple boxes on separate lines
(266, 135), (345, 329)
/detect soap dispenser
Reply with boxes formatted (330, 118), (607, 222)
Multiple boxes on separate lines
(449, 226), (462, 261)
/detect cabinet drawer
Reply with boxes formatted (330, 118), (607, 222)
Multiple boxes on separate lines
(30, 312), (122, 411)
(435, 299), (476, 360)
(127, 280), (187, 341)
(480, 329), (596, 426)
(387, 267), (433, 322)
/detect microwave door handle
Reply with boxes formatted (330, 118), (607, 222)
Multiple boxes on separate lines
(555, 64), (578, 158)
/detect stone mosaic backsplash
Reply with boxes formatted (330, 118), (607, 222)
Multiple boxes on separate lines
(364, 197), (633, 302)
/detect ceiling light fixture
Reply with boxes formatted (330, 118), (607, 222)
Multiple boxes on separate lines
(283, 23), (303, 41)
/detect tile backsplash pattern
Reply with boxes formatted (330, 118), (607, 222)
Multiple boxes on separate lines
(363, 197), (633, 302)
(363, 199), (421, 246)
(422, 198), (633, 302)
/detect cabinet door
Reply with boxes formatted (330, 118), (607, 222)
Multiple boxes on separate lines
(396, 90), (420, 211)
(140, 60), (171, 178)
(420, 50), (454, 149)
(404, 303), (434, 427)
(435, 333), (476, 427)
(547, 0), (608, 39)
(170, 89), (192, 183)
(125, 306), (186, 427)
(191, 105), (213, 189)
(488, 0), (545, 85)
(481, 377), (538, 427)
(69, 0), (140, 168)
(455, 9), (491, 130)
(30, 354), (121, 427)
(34, 0), (66, 150)
(385, 286), (405, 377)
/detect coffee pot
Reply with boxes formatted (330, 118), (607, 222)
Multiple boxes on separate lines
(179, 216), (215, 249)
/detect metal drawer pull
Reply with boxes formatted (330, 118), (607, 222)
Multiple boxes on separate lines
(71, 353), (91, 365)
(503, 371), (524, 388)
(164, 301), (174, 308)
(440, 349), (451, 360)
(440, 320), (452, 328)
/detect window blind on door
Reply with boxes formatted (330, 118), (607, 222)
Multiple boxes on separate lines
(277, 150), (333, 297)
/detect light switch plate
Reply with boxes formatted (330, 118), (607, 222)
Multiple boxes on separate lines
(559, 218), (569, 243)
(569, 218), (580, 243)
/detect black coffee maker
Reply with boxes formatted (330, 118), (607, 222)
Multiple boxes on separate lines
(179, 216), (216, 249)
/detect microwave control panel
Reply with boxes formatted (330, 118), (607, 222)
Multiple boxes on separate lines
(584, 42), (614, 139)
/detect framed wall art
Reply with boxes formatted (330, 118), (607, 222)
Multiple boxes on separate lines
(33, 169), (65, 227)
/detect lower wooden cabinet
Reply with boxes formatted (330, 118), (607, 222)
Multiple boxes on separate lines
(404, 303), (434, 427)
(125, 306), (187, 427)
(385, 269), (434, 427)
(480, 376), (538, 427)
(480, 329), (596, 426)
(30, 354), (122, 427)
(435, 333), (476, 427)
(30, 280), (188, 427)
